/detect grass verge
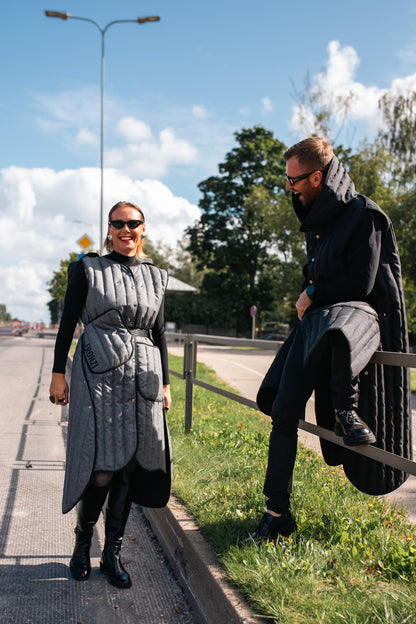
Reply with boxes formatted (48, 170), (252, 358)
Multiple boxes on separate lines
(167, 353), (416, 624)
(411, 369), (416, 392)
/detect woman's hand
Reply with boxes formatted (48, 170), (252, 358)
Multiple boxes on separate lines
(163, 384), (172, 411)
(49, 372), (69, 405)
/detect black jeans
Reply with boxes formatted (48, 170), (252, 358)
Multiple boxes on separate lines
(263, 326), (358, 513)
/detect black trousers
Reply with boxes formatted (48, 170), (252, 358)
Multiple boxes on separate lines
(263, 327), (358, 513)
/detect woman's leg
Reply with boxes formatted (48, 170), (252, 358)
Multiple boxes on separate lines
(70, 471), (113, 581)
(100, 471), (133, 589)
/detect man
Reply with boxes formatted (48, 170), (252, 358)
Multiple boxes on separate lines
(249, 137), (411, 543)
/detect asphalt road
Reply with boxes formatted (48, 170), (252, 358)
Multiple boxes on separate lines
(168, 341), (416, 522)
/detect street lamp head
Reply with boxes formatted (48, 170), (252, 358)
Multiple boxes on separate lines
(45, 10), (70, 20)
(137, 16), (160, 24)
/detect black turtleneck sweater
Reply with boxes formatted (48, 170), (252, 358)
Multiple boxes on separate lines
(52, 251), (170, 384)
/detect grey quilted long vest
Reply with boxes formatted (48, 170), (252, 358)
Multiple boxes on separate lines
(62, 255), (169, 513)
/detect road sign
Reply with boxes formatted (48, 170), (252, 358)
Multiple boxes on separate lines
(250, 305), (257, 318)
(77, 234), (93, 250)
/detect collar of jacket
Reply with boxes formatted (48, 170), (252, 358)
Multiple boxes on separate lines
(292, 156), (358, 232)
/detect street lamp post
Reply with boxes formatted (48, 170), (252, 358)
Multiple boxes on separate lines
(45, 10), (160, 250)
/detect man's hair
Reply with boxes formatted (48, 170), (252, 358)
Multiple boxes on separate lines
(283, 137), (334, 171)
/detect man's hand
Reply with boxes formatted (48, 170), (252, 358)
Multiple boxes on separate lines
(296, 289), (313, 320)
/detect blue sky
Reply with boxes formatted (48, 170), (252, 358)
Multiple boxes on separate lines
(1, 0), (416, 321)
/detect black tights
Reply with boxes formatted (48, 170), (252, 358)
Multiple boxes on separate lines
(90, 470), (115, 489)
(76, 470), (132, 538)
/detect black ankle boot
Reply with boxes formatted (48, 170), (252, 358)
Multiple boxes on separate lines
(334, 409), (376, 446)
(245, 511), (297, 544)
(100, 538), (131, 588)
(70, 527), (93, 580)
(100, 471), (133, 589)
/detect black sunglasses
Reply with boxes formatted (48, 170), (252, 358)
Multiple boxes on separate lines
(286, 170), (320, 186)
(109, 219), (144, 230)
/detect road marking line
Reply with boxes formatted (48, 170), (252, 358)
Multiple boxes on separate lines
(219, 359), (264, 377)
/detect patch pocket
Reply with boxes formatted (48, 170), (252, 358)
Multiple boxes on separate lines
(82, 325), (133, 373)
(136, 342), (163, 401)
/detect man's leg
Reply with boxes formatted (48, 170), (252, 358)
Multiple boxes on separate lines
(264, 329), (316, 512)
(329, 332), (376, 446)
(247, 329), (315, 542)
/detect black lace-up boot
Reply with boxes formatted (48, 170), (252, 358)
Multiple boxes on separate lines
(334, 409), (376, 446)
(245, 510), (297, 544)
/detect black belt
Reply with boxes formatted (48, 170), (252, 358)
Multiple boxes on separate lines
(129, 328), (150, 337)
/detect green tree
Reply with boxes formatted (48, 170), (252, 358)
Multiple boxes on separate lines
(47, 298), (60, 325)
(170, 238), (204, 289)
(378, 90), (416, 184)
(47, 252), (79, 324)
(143, 239), (174, 272)
(186, 125), (302, 333)
(0, 304), (12, 323)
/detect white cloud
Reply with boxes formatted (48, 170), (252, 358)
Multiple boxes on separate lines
(34, 86), (100, 135)
(261, 97), (273, 114)
(31, 89), (236, 190)
(117, 117), (153, 142)
(0, 166), (199, 323)
(289, 40), (416, 137)
(192, 105), (209, 120)
(76, 128), (98, 146)
(107, 121), (199, 178)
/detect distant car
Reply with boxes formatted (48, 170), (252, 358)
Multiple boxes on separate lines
(259, 333), (287, 341)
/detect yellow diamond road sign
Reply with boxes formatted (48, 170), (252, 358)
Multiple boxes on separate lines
(77, 234), (93, 250)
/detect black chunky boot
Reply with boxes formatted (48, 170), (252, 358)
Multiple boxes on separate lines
(100, 472), (133, 589)
(69, 482), (110, 581)
(245, 511), (297, 544)
(70, 525), (94, 580)
(334, 409), (376, 446)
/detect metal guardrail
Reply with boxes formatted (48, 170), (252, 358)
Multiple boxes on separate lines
(167, 332), (416, 477)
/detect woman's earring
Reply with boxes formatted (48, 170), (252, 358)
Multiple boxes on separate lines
(108, 234), (112, 241)
(141, 234), (146, 240)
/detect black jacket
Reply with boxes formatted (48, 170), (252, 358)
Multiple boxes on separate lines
(258, 156), (411, 495)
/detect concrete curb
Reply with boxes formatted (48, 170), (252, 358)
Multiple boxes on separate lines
(143, 496), (267, 624)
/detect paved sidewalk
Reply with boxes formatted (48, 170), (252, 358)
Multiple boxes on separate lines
(0, 334), (197, 624)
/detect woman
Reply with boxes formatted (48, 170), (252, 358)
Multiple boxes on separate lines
(49, 200), (172, 589)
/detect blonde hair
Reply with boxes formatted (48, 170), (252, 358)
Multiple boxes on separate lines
(284, 137), (334, 171)
(104, 201), (147, 259)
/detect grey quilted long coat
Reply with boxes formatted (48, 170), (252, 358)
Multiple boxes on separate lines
(62, 255), (171, 513)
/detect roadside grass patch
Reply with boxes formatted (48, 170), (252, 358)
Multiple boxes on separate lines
(167, 354), (416, 623)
